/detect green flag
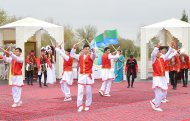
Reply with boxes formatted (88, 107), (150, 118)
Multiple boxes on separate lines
(104, 29), (118, 39)
(94, 33), (104, 43)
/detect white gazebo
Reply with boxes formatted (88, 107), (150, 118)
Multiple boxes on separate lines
(140, 18), (190, 79)
(0, 17), (64, 79)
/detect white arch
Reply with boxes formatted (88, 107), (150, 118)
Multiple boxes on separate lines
(0, 17), (64, 79)
(140, 18), (190, 79)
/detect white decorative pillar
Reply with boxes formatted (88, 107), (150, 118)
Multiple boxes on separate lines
(36, 31), (41, 57)
(0, 30), (4, 77)
(140, 28), (148, 79)
(188, 28), (190, 56)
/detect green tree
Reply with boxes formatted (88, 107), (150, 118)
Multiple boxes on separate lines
(134, 50), (138, 58)
(64, 25), (76, 49)
(181, 10), (188, 22)
(0, 9), (7, 25)
(126, 49), (131, 57)
(0, 9), (21, 25)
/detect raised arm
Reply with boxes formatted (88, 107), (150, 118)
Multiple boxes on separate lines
(166, 49), (177, 60)
(10, 53), (23, 63)
(70, 48), (79, 60)
(90, 48), (96, 61)
(3, 55), (12, 63)
(55, 48), (69, 61)
(164, 47), (173, 60)
(108, 52), (119, 60)
(151, 47), (159, 64)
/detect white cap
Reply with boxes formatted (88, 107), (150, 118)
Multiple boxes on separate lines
(46, 45), (51, 50)
(41, 47), (46, 51)
(180, 48), (185, 54)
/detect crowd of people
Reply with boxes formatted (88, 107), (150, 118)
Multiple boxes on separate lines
(0, 41), (189, 112)
(150, 42), (190, 111)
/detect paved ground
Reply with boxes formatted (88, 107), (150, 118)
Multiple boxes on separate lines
(0, 79), (190, 121)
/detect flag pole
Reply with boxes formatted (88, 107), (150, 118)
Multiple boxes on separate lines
(0, 47), (6, 51)
(76, 39), (85, 45)
(85, 39), (91, 45)
(111, 45), (117, 52)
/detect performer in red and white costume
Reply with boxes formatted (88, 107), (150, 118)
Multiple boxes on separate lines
(3, 48), (24, 108)
(158, 48), (177, 103)
(26, 50), (36, 85)
(150, 43), (176, 112)
(36, 47), (52, 87)
(55, 47), (73, 102)
(99, 47), (119, 97)
(71, 44), (96, 112)
(179, 49), (189, 87)
(169, 52), (181, 90)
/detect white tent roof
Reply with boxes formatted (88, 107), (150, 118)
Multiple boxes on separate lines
(0, 17), (62, 29)
(142, 18), (190, 28)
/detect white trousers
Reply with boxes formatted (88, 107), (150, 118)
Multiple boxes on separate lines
(77, 84), (92, 107)
(100, 80), (112, 94)
(163, 90), (167, 99)
(61, 82), (71, 98)
(12, 86), (22, 103)
(154, 88), (166, 107)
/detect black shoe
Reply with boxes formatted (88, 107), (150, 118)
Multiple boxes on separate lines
(44, 85), (48, 87)
(127, 86), (130, 88)
(173, 87), (176, 90)
(182, 85), (185, 87)
(131, 86), (134, 88)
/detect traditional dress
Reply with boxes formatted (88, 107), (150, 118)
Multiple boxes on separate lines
(26, 54), (36, 85)
(36, 48), (51, 87)
(99, 52), (119, 96)
(46, 53), (56, 84)
(55, 48), (73, 101)
(125, 57), (138, 88)
(3, 52), (24, 107)
(71, 48), (96, 111)
(169, 54), (180, 89)
(150, 46), (172, 111)
(114, 54), (124, 83)
(161, 49), (177, 102)
(179, 53), (189, 87)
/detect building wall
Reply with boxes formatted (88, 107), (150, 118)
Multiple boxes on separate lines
(3, 29), (15, 41)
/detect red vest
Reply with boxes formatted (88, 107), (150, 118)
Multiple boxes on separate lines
(165, 60), (169, 71)
(11, 60), (23, 75)
(169, 56), (180, 71)
(152, 57), (165, 76)
(79, 54), (93, 74)
(26, 55), (36, 64)
(180, 55), (189, 69)
(64, 56), (73, 71)
(102, 53), (111, 69)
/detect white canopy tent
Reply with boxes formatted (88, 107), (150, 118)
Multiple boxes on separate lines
(0, 17), (64, 79)
(140, 18), (190, 79)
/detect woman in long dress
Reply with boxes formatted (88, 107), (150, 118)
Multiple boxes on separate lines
(114, 50), (124, 83)
(46, 46), (56, 84)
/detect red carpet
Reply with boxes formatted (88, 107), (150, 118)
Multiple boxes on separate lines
(0, 80), (190, 121)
